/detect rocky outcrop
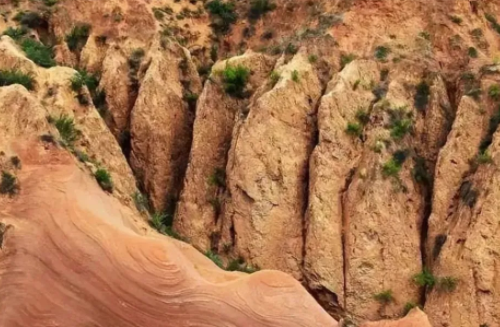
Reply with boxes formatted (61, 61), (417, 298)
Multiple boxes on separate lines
(359, 309), (432, 327)
(130, 39), (202, 211)
(175, 51), (275, 250)
(221, 51), (322, 279)
(305, 59), (379, 307)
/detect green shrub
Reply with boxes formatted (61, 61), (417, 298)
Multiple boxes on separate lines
(346, 122), (362, 137)
(419, 31), (431, 40)
(468, 47), (478, 58)
(476, 151), (493, 164)
(209, 197), (222, 215)
(221, 64), (250, 97)
(485, 13), (500, 35)
(52, 115), (78, 146)
(412, 156), (431, 185)
(2, 26), (28, 40)
(43, 0), (58, 6)
(449, 15), (462, 24)
(291, 70), (299, 82)
(71, 70), (99, 93)
(226, 257), (259, 273)
(183, 92), (198, 111)
(488, 84), (500, 100)
(437, 276), (458, 293)
(150, 211), (167, 231)
(10, 156), (21, 169)
(95, 168), (113, 192)
(248, 0), (276, 20)
(403, 302), (420, 316)
(285, 43), (298, 55)
(355, 109), (370, 125)
(0, 171), (19, 195)
(308, 54), (318, 63)
(66, 24), (91, 52)
(340, 53), (356, 68)
(414, 81), (430, 111)
(208, 168), (226, 187)
(374, 46), (390, 61)
(14, 11), (45, 28)
(74, 150), (89, 163)
(205, 250), (224, 268)
(413, 268), (436, 288)
(206, 0), (237, 34)
(0, 70), (34, 90)
(269, 70), (280, 86)
(388, 107), (413, 140)
(373, 290), (394, 304)
(21, 38), (55, 67)
(382, 158), (402, 177)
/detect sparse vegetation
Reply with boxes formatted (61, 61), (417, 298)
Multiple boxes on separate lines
(10, 156), (21, 169)
(414, 81), (430, 111)
(449, 15), (462, 25)
(206, 0), (237, 34)
(412, 156), (431, 186)
(485, 13), (500, 35)
(71, 70), (99, 93)
(183, 92), (198, 111)
(94, 168), (113, 192)
(14, 11), (45, 28)
(373, 290), (394, 304)
(133, 191), (149, 213)
(479, 109), (500, 153)
(291, 70), (299, 82)
(66, 24), (91, 52)
(2, 26), (28, 40)
(340, 53), (356, 69)
(460, 181), (478, 207)
(374, 46), (390, 61)
(437, 276), (458, 293)
(346, 122), (362, 137)
(413, 268), (436, 289)
(308, 54), (318, 63)
(269, 70), (280, 86)
(221, 64), (250, 98)
(0, 70), (34, 90)
(226, 257), (259, 273)
(468, 47), (478, 58)
(205, 250), (224, 268)
(403, 302), (420, 316)
(208, 168), (226, 187)
(150, 211), (167, 231)
(476, 151), (493, 164)
(285, 43), (298, 55)
(488, 84), (500, 101)
(356, 109), (370, 125)
(388, 106), (413, 140)
(0, 171), (19, 195)
(52, 115), (78, 146)
(382, 158), (402, 177)
(21, 38), (55, 68)
(248, 0), (276, 21)
(43, 0), (58, 6)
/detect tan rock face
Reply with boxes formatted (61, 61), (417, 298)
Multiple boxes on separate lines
(359, 309), (432, 327)
(222, 51), (322, 279)
(130, 39), (202, 211)
(175, 51), (275, 250)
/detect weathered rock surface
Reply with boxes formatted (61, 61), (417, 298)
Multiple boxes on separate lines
(175, 51), (275, 250)
(359, 309), (432, 327)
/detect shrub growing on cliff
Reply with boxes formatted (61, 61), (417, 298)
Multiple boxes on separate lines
(340, 53), (356, 69)
(488, 84), (500, 101)
(53, 115), (78, 146)
(206, 0), (237, 34)
(346, 122), (362, 137)
(21, 38), (55, 68)
(2, 26), (28, 40)
(94, 168), (113, 192)
(205, 250), (224, 268)
(14, 11), (45, 28)
(291, 70), (299, 82)
(0, 171), (19, 195)
(403, 302), (420, 316)
(388, 106), (413, 140)
(373, 290), (394, 304)
(150, 212), (167, 231)
(71, 70), (99, 93)
(414, 81), (430, 111)
(437, 276), (458, 293)
(65, 24), (91, 52)
(208, 168), (226, 187)
(374, 46), (390, 61)
(0, 70), (34, 90)
(221, 64), (250, 97)
(468, 47), (478, 58)
(413, 268), (436, 289)
(269, 70), (280, 86)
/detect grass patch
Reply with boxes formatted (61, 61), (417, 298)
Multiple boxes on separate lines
(291, 70), (299, 82)
(308, 54), (318, 63)
(437, 276), (458, 293)
(340, 53), (356, 69)
(221, 64), (250, 98)
(226, 257), (259, 273)
(488, 84), (500, 101)
(71, 70), (99, 93)
(2, 26), (28, 40)
(468, 47), (478, 58)
(413, 268), (436, 289)
(95, 168), (113, 192)
(373, 290), (394, 304)
(449, 15), (462, 25)
(0, 171), (19, 195)
(346, 122), (362, 137)
(21, 38), (55, 67)
(0, 70), (34, 90)
(403, 302), (420, 316)
(388, 106), (413, 140)
(133, 191), (149, 213)
(374, 46), (390, 61)
(206, 0), (237, 34)
(66, 24), (91, 52)
(269, 70), (280, 86)
(205, 250), (224, 268)
(52, 115), (78, 146)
